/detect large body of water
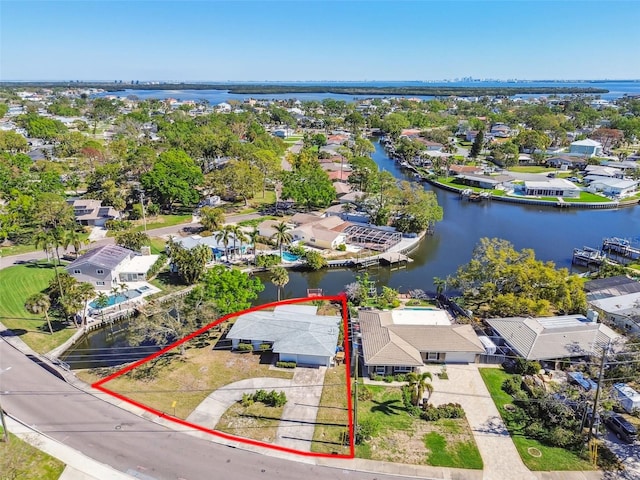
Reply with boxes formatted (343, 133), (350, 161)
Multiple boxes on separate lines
(66, 84), (640, 369)
(97, 80), (640, 103)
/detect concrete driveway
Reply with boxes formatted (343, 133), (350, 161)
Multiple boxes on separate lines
(425, 364), (536, 480)
(186, 367), (327, 452)
(603, 431), (640, 479)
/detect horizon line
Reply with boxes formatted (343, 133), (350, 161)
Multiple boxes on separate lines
(2, 78), (640, 83)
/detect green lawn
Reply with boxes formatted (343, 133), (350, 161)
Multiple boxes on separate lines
(149, 237), (167, 255)
(479, 368), (594, 471)
(131, 214), (193, 232)
(0, 231), (90, 258)
(563, 192), (615, 203)
(311, 365), (350, 455)
(0, 428), (65, 480)
(434, 177), (505, 196)
(0, 263), (77, 353)
(508, 166), (549, 173)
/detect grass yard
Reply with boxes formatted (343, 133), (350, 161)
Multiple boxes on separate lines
(563, 192), (614, 203)
(77, 345), (294, 420)
(355, 385), (482, 469)
(434, 177), (505, 196)
(479, 368), (594, 471)
(131, 214), (193, 232)
(507, 166), (549, 173)
(215, 401), (284, 444)
(0, 263), (77, 353)
(237, 216), (277, 228)
(0, 428), (65, 480)
(149, 237), (167, 255)
(311, 365), (350, 455)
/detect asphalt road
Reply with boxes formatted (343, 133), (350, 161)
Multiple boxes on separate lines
(0, 340), (405, 480)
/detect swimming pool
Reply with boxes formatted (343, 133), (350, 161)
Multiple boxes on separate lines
(90, 290), (141, 309)
(281, 252), (299, 262)
(403, 306), (437, 311)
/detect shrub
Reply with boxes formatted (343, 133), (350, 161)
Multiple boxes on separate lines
(105, 219), (133, 231)
(401, 385), (421, 416)
(256, 254), (281, 268)
(237, 343), (253, 352)
(304, 250), (327, 270)
(240, 393), (254, 407)
(288, 244), (306, 256)
(259, 343), (272, 351)
(146, 253), (168, 280)
(420, 403), (464, 421)
(356, 417), (381, 444)
(513, 358), (541, 376)
(393, 373), (407, 382)
(337, 243), (347, 251)
(248, 389), (287, 407)
(502, 376), (523, 395)
(276, 361), (297, 368)
(357, 386), (374, 402)
(370, 373), (383, 382)
(383, 375), (394, 383)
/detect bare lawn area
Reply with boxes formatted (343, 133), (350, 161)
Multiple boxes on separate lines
(216, 401), (284, 444)
(78, 340), (293, 419)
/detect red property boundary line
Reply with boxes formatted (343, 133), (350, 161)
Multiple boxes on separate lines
(92, 294), (355, 459)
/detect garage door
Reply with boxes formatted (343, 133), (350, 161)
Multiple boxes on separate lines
(279, 353), (327, 367)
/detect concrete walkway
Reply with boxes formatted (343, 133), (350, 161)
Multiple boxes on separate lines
(186, 367), (327, 452)
(276, 367), (326, 451)
(186, 376), (293, 429)
(425, 364), (536, 480)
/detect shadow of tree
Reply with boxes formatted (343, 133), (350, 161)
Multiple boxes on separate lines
(370, 399), (404, 416)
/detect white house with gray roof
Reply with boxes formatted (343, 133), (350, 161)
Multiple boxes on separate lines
(226, 305), (341, 367)
(66, 245), (159, 290)
(485, 315), (619, 362)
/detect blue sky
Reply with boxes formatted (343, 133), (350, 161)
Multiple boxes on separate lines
(1, 0), (639, 81)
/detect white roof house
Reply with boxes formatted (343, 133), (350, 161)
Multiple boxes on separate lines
(569, 139), (603, 157)
(486, 315), (619, 361)
(589, 291), (640, 335)
(587, 178), (638, 198)
(226, 305), (341, 367)
(524, 178), (582, 198)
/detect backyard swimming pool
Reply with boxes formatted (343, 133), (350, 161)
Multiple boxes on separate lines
(281, 252), (299, 262)
(89, 290), (141, 309)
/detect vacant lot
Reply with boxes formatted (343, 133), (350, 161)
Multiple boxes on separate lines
(79, 340), (294, 420)
(356, 385), (482, 469)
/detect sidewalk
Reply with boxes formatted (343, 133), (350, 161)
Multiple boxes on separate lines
(5, 415), (135, 480)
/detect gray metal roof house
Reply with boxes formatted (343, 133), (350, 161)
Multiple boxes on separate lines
(226, 305), (341, 367)
(485, 315), (619, 361)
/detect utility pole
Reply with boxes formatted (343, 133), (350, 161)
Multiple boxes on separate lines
(587, 346), (608, 464)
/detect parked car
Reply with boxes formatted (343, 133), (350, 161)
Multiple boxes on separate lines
(547, 172), (556, 178)
(604, 413), (638, 443)
(568, 176), (581, 183)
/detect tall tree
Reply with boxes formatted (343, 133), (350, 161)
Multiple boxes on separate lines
(201, 266), (264, 316)
(199, 206), (225, 232)
(74, 282), (96, 328)
(469, 130), (484, 158)
(271, 222), (292, 259)
(141, 149), (204, 210)
(25, 293), (53, 335)
(214, 225), (234, 261)
(115, 230), (150, 252)
(166, 240), (212, 284)
(281, 160), (336, 210)
(270, 266), (289, 301)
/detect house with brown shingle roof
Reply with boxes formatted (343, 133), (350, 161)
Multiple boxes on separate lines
(358, 309), (485, 377)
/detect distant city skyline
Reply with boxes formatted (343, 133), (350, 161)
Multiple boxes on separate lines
(2, 1), (639, 81)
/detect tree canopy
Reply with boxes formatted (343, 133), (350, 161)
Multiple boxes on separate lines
(281, 158), (336, 210)
(449, 238), (586, 318)
(201, 265), (264, 316)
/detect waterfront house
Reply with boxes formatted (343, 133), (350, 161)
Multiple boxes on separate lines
(289, 215), (348, 250)
(523, 178), (581, 198)
(453, 173), (514, 190)
(584, 165), (624, 180)
(358, 309), (485, 376)
(66, 245), (159, 290)
(485, 314), (619, 363)
(448, 164), (483, 176)
(67, 199), (120, 227)
(569, 139), (603, 157)
(227, 304), (341, 367)
(587, 178), (638, 198)
(172, 233), (248, 259)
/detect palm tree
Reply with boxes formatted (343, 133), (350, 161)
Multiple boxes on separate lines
(62, 228), (84, 258)
(406, 371), (433, 406)
(271, 221), (292, 259)
(199, 206), (225, 232)
(270, 266), (289, 302)
(25, 293), (53, 335)
(229, 225), (247, 261)
(247, 228), (260, 266)
(94, 292), (109, 325)
(75, 282), (96, 328)
(34, 229), (54, 262)
(214, 225), (234, 262)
